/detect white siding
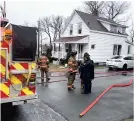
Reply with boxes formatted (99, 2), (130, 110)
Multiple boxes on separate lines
(82, 44), (89, 57)
(100, 22), (110, 31)
(126, 44), (134, 54)
(89, 32), (128, 63)
(130, 45), (134, 54)
(62, 12), (90, 37)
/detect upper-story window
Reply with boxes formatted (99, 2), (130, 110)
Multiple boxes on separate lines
(122, 27), (126, 34)
(110, 25), (117, 33)
(117, 27), (126, 34)
(78, 23), (82, 34)
(128, 45), (131, 54)
(70, 24), (73, 35)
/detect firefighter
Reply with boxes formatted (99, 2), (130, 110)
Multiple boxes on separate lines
(80, 53), (94, 94)
(67, 50), (78, 90)
(38, 53), (50, 85)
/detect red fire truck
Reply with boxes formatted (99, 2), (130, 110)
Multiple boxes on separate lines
(0, 9), (38, 105)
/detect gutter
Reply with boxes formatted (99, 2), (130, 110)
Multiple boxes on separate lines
(90, 30), (128, 38)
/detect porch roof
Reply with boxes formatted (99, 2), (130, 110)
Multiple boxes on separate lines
(53, 35), (89, 43)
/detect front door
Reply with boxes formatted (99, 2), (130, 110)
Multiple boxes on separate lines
(78, 44), (83, 59)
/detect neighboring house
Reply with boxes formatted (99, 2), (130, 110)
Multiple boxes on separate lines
(53, 10), (133, 63)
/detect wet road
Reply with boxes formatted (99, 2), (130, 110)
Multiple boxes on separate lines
(1, 68), (133, 121)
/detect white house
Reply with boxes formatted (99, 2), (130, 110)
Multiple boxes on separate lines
(52, 10), (134, 63)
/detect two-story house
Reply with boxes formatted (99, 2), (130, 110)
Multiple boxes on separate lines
(53, 10), (133, 63)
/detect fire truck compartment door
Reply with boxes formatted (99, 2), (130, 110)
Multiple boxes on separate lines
(0, 48), (8, 79)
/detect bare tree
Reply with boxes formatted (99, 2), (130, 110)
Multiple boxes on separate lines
(23, 21), (29, 26)
(83, 1), (130, 22)
(40, 17), (52, 45)
(84, 1), (105, 16)
(104, 1), (130, 20)
(39, 17), (53, 57)
(129, 20), (134, 43)
(116, 14), (131, 24)
(50, 15), (64, 41)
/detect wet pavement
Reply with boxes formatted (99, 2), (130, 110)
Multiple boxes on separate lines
(1, 68), (134, 121)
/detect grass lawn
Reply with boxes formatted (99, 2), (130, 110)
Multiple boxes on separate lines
(49, 63), (106, 72)
(123, 118), (133, 121)
(122, 116), (133, 121)
(49, 63), (67, 72)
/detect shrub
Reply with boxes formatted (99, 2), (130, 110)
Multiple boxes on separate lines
(49, 57), (58, 63)
(60, 58), (66, 65)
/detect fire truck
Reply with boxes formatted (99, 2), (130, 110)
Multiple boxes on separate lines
(0, 4), (38, 105)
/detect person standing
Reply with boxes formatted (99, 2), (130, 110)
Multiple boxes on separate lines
(80, 53), (94, 94)
(38, 53), (50, 85)
(79, 60), (84, 89)
(67, 51), (78, 90)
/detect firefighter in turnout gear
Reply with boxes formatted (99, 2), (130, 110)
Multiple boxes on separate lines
(67, 51), (78, 90)
(38, 53), (50, 85)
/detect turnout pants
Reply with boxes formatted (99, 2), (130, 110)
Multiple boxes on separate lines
(41, 68), (49, 84)
(67, 72), (76, 89)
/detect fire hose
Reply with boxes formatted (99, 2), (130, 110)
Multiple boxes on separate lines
(36, 70), (133, 78)
(36, 70), (133, 84)
(79, 79), (133, 117)
(10, 63), (32, 91)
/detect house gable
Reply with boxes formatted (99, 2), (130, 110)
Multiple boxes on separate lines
(61, 11), (90, 37)
(97, 19), (127, 35)
(75, 10), (128, 36)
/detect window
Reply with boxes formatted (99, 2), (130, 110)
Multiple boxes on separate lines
(111, 56), (122, 59)
(110, 25), (117, 33)
(113, 45), (122, 55)
(12, 25), (37, 61)
(118, 27), (126, 34)
(122, 27), (126, 34)
(78, 23), (82, 34)
(128, 45), (131, 54)
(70, 24), (73, 35)
(124, 56), (132, 60)
(53, 43), (56, 51)
(59, 44), (61, 51)
(91, 44), (95, 49)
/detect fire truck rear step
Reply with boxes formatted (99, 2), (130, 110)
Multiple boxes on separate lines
(1, 94), (38, 104)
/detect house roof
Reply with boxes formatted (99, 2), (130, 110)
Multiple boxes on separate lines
(75, 10), (127, 35)
(54, 35), (88, 43)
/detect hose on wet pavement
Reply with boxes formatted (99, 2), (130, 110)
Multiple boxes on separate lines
(79, 79), (133, 117)
(36, 70), (133, 84)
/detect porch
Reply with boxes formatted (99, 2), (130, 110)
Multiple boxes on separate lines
(52, 35), (89, 60)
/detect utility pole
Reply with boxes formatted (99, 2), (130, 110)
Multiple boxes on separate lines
(37, 20), (40, 58)
(41, 32), (43, 54)
(3, 1), (6, 18)
(0, 1), (6, 18)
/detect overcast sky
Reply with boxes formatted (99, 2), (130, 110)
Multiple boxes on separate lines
(0, 0), (134, 25)
(0, 1), (83, 25)
(0, 0), (134, 43)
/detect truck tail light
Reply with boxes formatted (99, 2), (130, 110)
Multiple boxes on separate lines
(1, 75), (6, 82)
(28, 73), (36, 89)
